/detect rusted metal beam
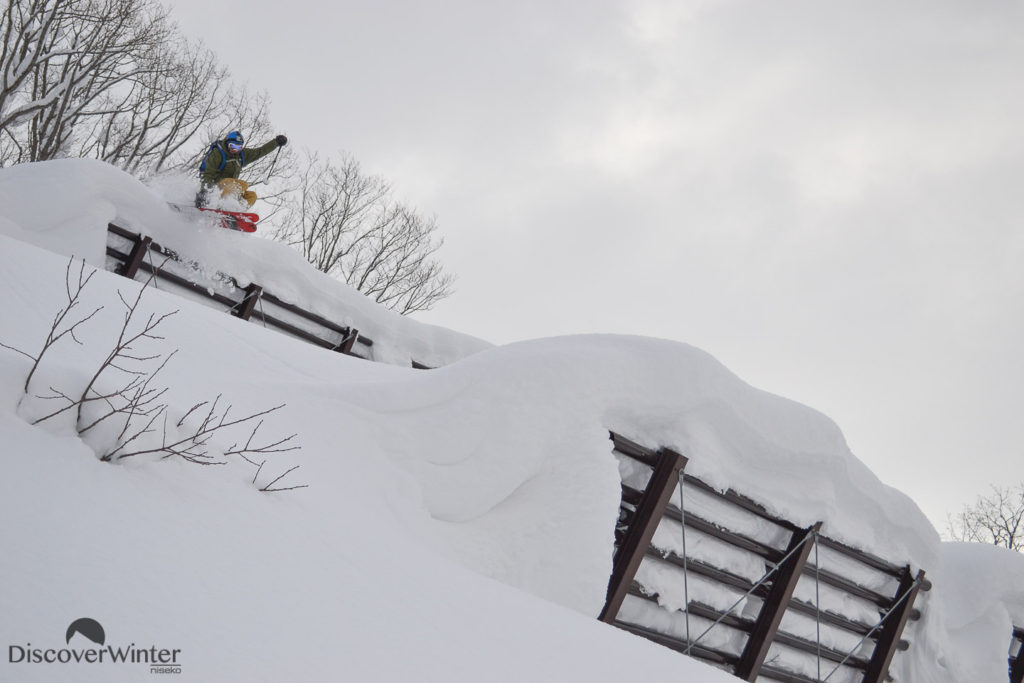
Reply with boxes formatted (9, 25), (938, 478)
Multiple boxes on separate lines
(600, 436), (687, 623)
(108, 248), (237, 308)
(815, 534), (907, 579)
(261, 312), (347, 351)
(683, 469), (905, 579)
(660, 501), (785, 562)
(626, 586), (876, 671)
(119, 235), (152, 279)
(655, 482), (901, 606)
(610, 432), (661, 467)
(335, 328), (359, 355)
(106, 224), (378, 352)
(759, 662), (834, 683)
(233, 284), (263, 321)
(862, 567), (926, 683)
(801, 564), (894, 608)
(613, 620), (739, 668)
(735, 522), (822, 681)
(107, 223), (140, 241)
(639, 547), (881, 639)
(682, 473), (801, 532)
(260, 289), (374, 349)
(1009, 627), (1024, 683)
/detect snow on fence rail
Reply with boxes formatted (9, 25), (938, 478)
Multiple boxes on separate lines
(599, 432), (931, 683)
(105, 224), (433, 369)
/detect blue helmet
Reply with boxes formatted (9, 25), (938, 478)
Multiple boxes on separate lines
(224, 130), (244, 155)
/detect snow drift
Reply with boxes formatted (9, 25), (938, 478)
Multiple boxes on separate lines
(0, 159), (1021, 682)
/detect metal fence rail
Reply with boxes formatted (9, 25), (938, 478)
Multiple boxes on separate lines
(1011, 627), (1024, 683)
(106, 224), (435, 368)
(603, 431), (933, 683)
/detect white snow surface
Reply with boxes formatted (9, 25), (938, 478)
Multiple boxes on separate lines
(0, 159), (1020, 682)
(0, 158), (490, 369)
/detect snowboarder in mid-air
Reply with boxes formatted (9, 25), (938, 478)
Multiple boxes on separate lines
(196, 130), (287, 209)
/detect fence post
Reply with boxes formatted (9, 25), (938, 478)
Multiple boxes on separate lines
(1011, 628), (1024, 683)
(862, 568), (926, 683)
(335, 328), (359, 355)
(599, 445), (687, 624)
(119, 235), (152, 279)
(234, 284), (263, 321)
(735, 522), (822, 681)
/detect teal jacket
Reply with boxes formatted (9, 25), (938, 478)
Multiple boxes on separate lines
(199, 138), (280, 187)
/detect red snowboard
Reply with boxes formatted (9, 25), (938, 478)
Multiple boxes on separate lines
(198, 207), (259, 232)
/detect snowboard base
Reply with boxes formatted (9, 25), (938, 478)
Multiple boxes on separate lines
(198, 207), (259, 232)
(169, 203), (259, 232)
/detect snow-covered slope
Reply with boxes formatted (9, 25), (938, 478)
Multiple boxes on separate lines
(0, 160), (1021, 682)
(0, 158), (490, 369)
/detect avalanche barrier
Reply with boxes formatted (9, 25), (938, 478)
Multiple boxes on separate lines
(601, 432), (929, 683)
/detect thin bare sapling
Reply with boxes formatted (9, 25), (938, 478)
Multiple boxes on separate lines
(0, 256), (304, 490)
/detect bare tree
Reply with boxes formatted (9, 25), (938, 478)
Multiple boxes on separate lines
(0, 257), (304, 490)
(0, 0), (173, 164)
(0, 0), (290, 193)
(947, 483), (1024, 551)
(0, 0), (71, 141)
(0, 257), (102, 393)
(79, 37), (228, 174)
(274, 153), (455, 314)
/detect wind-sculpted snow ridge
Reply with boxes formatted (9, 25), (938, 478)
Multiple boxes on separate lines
(0, 159), (1021, 682)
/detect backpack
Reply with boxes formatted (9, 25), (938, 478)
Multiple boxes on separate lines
(199, 142), (245, 173)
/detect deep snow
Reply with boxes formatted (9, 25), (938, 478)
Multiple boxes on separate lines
(0, 159), (1021, 682)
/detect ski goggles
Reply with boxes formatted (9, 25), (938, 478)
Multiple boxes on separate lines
(227, 141), (244, 154)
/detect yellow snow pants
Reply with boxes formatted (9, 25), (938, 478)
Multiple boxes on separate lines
(217, 178), (257, 208)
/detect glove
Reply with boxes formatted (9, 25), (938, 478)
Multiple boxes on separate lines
(276, 134), (288, 146)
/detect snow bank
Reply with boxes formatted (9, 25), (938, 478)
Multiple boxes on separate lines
(0, 232), (729, 682)
(0, 159), (1021, 682)
(912, 543), (1024, 681)
(0, 159), (491, 368)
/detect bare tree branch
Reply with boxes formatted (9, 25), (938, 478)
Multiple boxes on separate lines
(947, 482), (1024, 552)
(224, 418), (300, 463)
(258, 464), (309, 493)
(0, 257), (102, 393)
(0, 0), (291, 182)
(7, 254), (305, 490)
(1, 0), (175, 164)
(117, 402), (291, 462)
(72, 271), (178, 431)
(273, 151), (455, 314)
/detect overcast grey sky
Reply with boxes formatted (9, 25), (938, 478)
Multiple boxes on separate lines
(169, 0), (1023, 530)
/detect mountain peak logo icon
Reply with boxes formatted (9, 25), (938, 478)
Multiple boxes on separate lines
(65, 618), (105, 646)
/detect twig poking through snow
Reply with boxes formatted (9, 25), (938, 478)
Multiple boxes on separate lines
(0, 257), (103, 394)
(3, 256), (305, 491)
(258, 465), (309, 493)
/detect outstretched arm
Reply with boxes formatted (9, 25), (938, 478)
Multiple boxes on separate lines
(242, 136), (286, 166)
